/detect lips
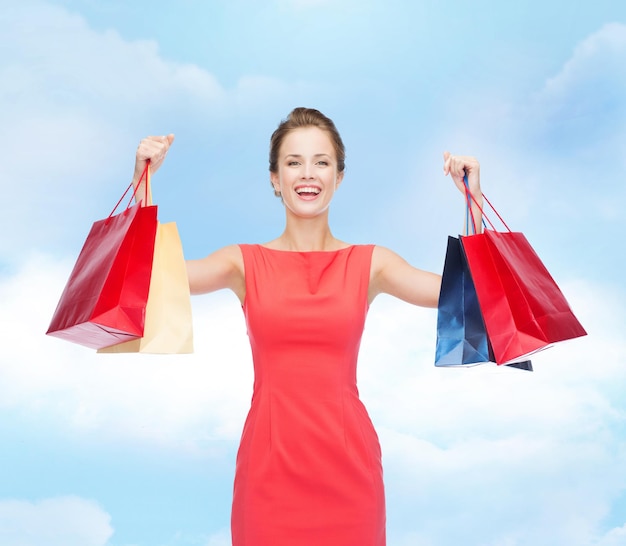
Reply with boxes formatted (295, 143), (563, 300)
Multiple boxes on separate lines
(295, 185), (321, 197)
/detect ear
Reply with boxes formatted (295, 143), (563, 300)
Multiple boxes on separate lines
(335, 171), (344, 189)
(270, 172), (280, 193)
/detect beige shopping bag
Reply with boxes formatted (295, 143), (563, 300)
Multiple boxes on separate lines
(98, 221), (193, 354)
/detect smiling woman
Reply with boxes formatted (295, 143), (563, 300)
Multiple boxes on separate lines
(131, 107), (482, 546)
(269, 125), (343, 220)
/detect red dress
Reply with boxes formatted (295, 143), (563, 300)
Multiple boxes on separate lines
(232, 244), (386, 546)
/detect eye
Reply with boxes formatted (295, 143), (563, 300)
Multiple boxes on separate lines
(317, 160), (329, 166)
(287, 160), (300, 166)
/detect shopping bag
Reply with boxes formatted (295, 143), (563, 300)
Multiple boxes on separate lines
(98, 221), (194, 354)
(435, 236), (491, 366)
(435, 234), (533, 371)
(460, 189), (587, 364)
(46, 165), (157, 349)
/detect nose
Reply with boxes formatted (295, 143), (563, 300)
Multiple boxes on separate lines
(302, 161), (314, 179)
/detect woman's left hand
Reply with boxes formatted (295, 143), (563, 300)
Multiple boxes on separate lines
(443, 151), (481, 198)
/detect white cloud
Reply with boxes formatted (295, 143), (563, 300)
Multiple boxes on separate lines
(1, 251), (625, 545)
(359, 285), (626, 546)
(596, 523), (626, 546)
(361, 280), (626, 439)
(390, 22), (626, 289)
(375, 24), (626, 543)
(0, 1), (222, 259)
(2, 4), (624, 546)
(0, 1), (321, 262)
(540, 23), (626, 107)
(2, 17), (626, 536)
(530, 22), (626, 173)
(0, 496), (113, 546)
(0, 252), (253, 456)
(0, 2), (224, 109)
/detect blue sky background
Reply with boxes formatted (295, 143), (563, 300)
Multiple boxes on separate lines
(1, 1), (625, 545)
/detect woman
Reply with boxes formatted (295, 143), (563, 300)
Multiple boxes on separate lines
(133, 107), (482, 546)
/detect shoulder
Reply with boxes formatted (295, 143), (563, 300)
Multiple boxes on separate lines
(371, 245), (408, 273)
(187, 244), (245, 297)
(190, 243), (244, 270)
(368, 245), (441, 307)
(369, 245), (408, 293)
(368, 245), (406, 303)
(215, 243), (245, 267)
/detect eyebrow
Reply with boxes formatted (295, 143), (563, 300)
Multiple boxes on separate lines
(284, 153), (331, 159)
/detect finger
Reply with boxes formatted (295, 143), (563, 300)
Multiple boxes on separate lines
(446, 156), (460, 179)
(450, 172), (465, 188)
(454, 165), (467, 181)
(154, 135), (174, 160)
(450, 158), (469, 180)
(442, 151), (451, 174)
(158, 135), (174, 160)
(137, 136), (170, 161)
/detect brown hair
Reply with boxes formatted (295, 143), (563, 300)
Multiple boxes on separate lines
(269, 107), (345, 196)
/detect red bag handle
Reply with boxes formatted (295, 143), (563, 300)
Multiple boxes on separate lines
(463, 174), (512, 233)
(107, 160), (151, 219)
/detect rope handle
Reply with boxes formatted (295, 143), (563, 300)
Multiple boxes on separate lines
(107, 160), (152, 219)
(463, 173), (512, 234)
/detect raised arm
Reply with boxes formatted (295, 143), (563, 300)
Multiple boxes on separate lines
(369, 153), (482, 307)
(132, 134), (246, 303)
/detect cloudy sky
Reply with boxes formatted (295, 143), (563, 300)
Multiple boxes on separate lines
(1, 1), (625, 545)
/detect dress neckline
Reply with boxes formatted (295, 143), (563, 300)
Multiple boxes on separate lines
(256, 244), (355, 254)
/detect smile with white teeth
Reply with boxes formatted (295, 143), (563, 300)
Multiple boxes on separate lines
(295, 186), (321, 195)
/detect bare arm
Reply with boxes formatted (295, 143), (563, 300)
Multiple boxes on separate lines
(186, 245), (246, 303)
(368, 153), (483, 307)
(131, 134), (246, 302)
(369, 246), (441, 308)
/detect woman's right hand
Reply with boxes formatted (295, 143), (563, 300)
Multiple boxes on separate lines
(133, 134), (175, 184)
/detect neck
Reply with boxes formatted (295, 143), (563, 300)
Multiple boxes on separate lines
(272, 211), (342, 252)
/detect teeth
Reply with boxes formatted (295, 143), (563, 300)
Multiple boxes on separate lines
(296, 187), (320, 194)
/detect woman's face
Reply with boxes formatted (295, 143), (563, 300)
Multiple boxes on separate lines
(270, 126), (344, 218)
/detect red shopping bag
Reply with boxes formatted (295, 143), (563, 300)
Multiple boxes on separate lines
(47, 164), (158, 349)
(460, 187), (587, 364)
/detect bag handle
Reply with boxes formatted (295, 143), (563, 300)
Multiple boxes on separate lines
(463, 175), (479, 235)
(463, 174), (512, 234)
(107, 160), (152, 219)
(141, 162), (154, 207)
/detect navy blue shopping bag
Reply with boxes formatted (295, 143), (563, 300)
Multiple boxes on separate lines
(435, 236), (491, 366)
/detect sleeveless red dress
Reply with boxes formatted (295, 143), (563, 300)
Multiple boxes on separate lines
(232, 244), (386, 546)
